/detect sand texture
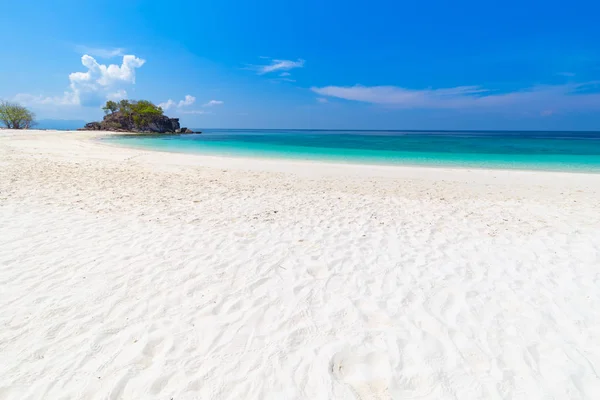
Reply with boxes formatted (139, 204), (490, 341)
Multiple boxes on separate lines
(1, 130), (600, 399)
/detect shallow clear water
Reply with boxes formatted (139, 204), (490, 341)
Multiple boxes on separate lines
(103, 129), (600, 172)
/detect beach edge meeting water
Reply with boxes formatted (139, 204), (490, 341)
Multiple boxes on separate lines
(1, 129), (600, 399)
(103, 129), (600, 173)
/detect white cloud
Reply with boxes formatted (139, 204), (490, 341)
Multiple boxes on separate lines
(107, 90), (128, 101)
(67, 54), (145, 106)
(178, 95), (196, 107)
(75, 46), (125, 58)
(159, 95), (197, 110)
(179, 110), (210, 115)
(13, 92), (78, 106)
(311, 85), (485, 107)
(311, 83), (600, 112)
(279, 72), (291, 77)
(16, 54), (145, 108)
(159, 95), (218, 115)
(316, 97), (328, 103)
(158, 99), (176, 110)
(203, 100), (224, 107)
(252, 58), (305, 75)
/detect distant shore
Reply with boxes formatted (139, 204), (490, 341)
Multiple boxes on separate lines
(1, 129), (600, 399)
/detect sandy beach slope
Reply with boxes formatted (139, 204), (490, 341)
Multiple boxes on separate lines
(1, 129), (600, 399)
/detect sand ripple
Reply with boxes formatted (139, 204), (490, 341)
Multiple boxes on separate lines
(1, 131), (600, 399)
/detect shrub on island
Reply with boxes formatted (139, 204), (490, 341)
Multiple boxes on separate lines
(0, 101), (36, 129)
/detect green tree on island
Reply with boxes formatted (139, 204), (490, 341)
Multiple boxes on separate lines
(130, 100), (164, 128)
(0, 101), (36, 129)
(118, 99), (132, 116)
(102, 100), (118, 114)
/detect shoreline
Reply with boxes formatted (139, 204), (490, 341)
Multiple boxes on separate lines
(100, 134), (600, 176)
(102, 130), (600, 175)
(6, 129), (600, 184)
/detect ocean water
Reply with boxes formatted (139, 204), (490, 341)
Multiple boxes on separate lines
(103, 129), (600, 172)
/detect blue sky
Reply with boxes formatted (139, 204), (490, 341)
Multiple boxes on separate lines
(1, 0), (599, 130)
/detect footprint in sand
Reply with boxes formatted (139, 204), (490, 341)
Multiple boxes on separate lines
(331, 347), (395, 400)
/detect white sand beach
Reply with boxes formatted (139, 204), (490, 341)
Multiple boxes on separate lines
(1, 129), (600, 399)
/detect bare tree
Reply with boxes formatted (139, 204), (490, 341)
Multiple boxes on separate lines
(0, 101), (36, 129)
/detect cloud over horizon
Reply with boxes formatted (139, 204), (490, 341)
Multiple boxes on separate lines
(252, 58), (305, 75)
(203, 100), (224, 107)
(179, 110), (210, 115)
(311, 83), (600, 113)
(159, 96), (223, 115)
(15, 54), (146, 108)
(159, 95), (197, 110)
(70, 55), (145, 106)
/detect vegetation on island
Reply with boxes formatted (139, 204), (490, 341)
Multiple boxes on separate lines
(101, 99), (165, 130)
(103, 99), (162, 119)
(83, 99), (194, 133)
(0, 101), (36, 129)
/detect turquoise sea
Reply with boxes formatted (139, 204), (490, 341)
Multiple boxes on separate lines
(103, 130), (600, 172)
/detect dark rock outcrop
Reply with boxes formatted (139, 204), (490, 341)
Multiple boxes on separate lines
(146, 116), (180, 133)
(82, 121), (102, 130)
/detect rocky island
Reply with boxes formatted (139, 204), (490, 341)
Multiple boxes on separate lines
(80, 100), (196, 134)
